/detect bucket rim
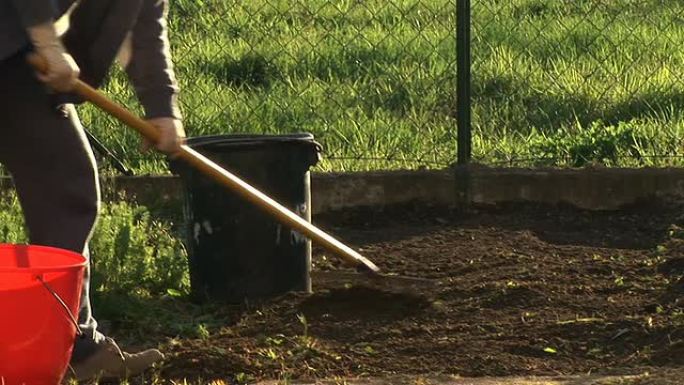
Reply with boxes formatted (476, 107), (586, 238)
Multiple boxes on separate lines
(0, 244), (87, 272)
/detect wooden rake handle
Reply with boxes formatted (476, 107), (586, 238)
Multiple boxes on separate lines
(27, 54), (380, 274)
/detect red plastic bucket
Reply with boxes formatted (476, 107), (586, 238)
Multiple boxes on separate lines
(0, 244), (86, 385)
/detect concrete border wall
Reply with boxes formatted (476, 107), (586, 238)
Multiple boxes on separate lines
(3, 166), (684, 213)
(311, 167), (684, 211)
(461, 166), (684, 210)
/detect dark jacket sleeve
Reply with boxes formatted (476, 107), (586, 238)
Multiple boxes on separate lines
(124, 0), (182, 120)
(10, 0), (57, 27)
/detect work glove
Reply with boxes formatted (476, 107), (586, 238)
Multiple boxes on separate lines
(143, 117), (186, 156)
(27, 21), (80, 92)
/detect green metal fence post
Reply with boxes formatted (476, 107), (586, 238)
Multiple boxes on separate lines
(457, 0), (472, 165)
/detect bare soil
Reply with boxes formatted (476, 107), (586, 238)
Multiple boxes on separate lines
(143, 201), (684, 384)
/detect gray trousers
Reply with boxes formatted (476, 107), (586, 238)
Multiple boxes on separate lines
(0, 51), (104, 363)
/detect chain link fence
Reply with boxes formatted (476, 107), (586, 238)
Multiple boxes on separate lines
(77, 0), (458, 175)
(4, 1), (684, 177)
(470, 0), (684, 167)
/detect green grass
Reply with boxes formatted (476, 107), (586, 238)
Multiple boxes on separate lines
(77, 0), (684, 174)
(472, 0), (684, 166)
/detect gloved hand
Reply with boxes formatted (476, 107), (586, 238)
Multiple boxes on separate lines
(143, 117), (186, 155)
(27, 21), (80, 92)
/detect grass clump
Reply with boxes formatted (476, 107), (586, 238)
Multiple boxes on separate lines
(0, 192), (189, 297)
(528, 120), (647, 167)
(0, 193), (26, 244)
(89, 200), (189, 297)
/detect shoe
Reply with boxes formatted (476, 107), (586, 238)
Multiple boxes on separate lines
(64, 337), (164, 382)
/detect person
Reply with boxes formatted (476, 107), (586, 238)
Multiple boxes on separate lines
(0, 0), (186, 381)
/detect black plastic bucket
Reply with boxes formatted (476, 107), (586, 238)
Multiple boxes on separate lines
(170, 133), (321, 303)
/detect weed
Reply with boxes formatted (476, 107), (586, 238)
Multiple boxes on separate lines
(196, 323), (211, 340)
(530, 120), (648, 167)
(0, 193), (26, 243)
(89, 200), (189, 296)
(0, 193), (188, 297)
(543, 346), (558, 354)
(297, 313), (309, 337)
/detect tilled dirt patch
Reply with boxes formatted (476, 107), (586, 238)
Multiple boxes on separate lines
(154, 201), (684, 384)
